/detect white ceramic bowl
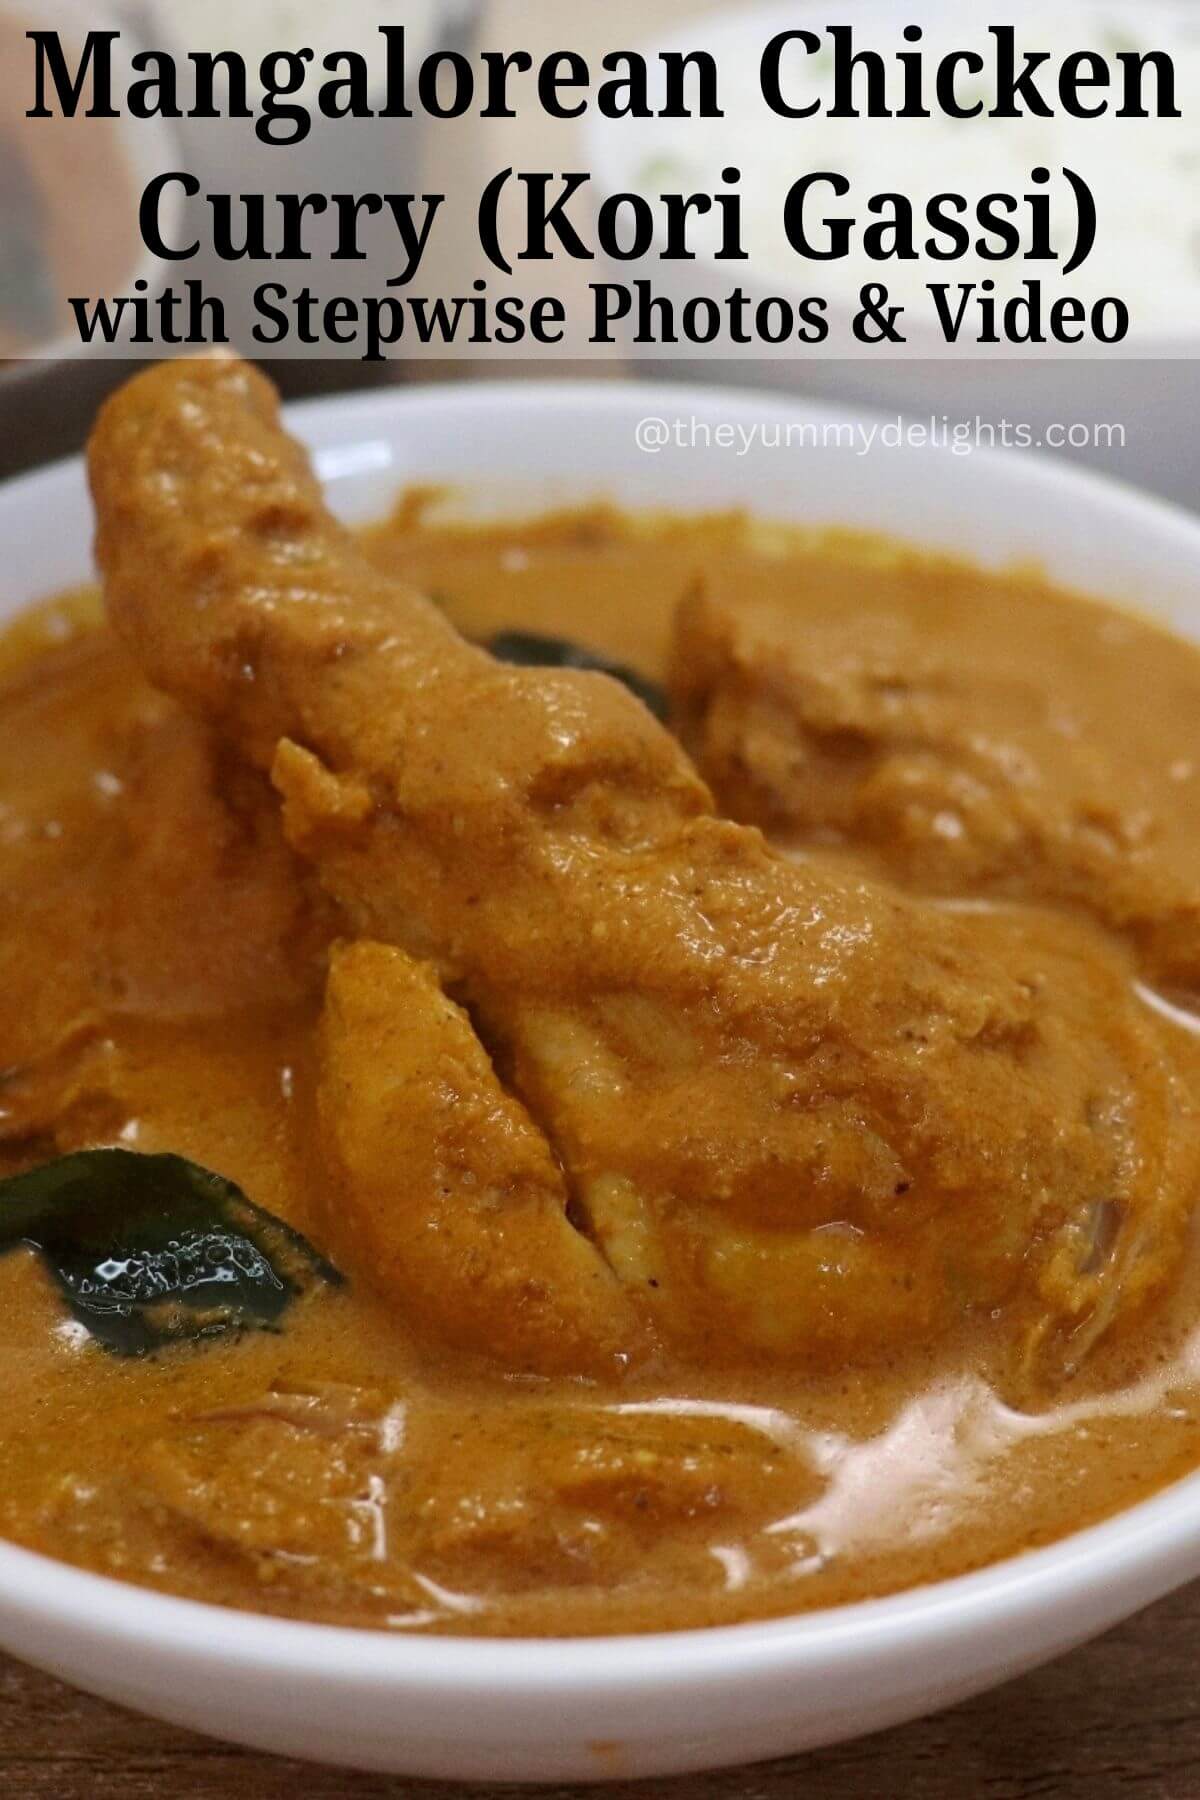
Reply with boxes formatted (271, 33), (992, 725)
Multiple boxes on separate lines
(3, 379), (1200, 1782)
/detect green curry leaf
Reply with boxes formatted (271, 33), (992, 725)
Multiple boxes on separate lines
(0, 1150), (340, 1356)
(487, 631), (669, 722)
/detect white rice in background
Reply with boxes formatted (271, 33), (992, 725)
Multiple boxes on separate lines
(624, 1), (1200, 335)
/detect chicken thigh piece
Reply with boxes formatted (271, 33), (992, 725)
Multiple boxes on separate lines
(88, 359), (1200, 1379)
(670, 572), (1200, 993)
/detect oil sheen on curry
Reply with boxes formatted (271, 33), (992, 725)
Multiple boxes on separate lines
(4, 360), (1200, 1638)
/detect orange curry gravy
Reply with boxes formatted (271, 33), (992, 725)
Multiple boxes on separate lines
(4, 505), (1200, 1637)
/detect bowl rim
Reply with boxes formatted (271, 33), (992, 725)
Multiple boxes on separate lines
(3, 373), (1200, 1694)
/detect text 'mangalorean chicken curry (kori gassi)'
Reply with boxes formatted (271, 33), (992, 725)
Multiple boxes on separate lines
(3, 357), (1200, 1635)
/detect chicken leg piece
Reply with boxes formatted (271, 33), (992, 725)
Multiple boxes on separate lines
(88, 359), (1200, 1380)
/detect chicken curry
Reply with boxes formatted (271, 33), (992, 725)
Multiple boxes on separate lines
(3, 358), (1200, 1636)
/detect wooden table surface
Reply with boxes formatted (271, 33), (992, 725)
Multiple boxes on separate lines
(2, 1580), (1198, 1800)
